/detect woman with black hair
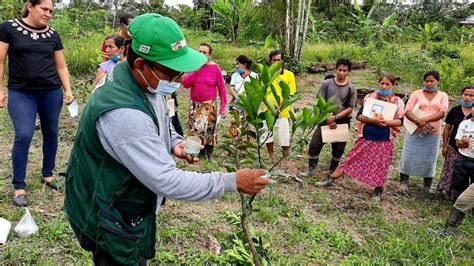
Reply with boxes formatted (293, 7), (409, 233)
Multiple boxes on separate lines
(93, 35), (126, 88)
(0, 0), (74, 206)
(230, 55), (258, 104)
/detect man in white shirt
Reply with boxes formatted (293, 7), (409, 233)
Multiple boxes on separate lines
(451, 108), (474, 202)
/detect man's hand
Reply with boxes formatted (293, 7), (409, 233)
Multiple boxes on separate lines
(326, 115), (336, 125)
(173, 141), (202, 164)
(236, 169), (270, 194)
(329, 122), (337, 129)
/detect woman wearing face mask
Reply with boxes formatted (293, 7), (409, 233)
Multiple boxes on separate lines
(0, 0), (75, 206)
(317, 75), (405, 200)
(230, 55), (258, 104)
(399, 70), (449, 191)
(436, 86), (474, 199)
(182, 43), (227, 162)
(92, 35), (125, 88)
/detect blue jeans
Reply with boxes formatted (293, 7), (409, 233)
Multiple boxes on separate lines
(8, 88), (63, 190)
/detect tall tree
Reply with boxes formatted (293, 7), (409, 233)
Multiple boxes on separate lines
(284, 0), (313, 61)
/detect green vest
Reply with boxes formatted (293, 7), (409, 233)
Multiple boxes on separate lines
(65, 62), (159, 264)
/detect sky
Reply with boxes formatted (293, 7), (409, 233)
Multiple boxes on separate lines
(164, 0), (193, 7)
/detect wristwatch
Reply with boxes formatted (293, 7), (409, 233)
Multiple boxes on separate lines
(334, 114), (339, 120)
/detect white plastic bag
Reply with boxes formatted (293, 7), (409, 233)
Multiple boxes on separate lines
(0, 218), (11, 244)
(14, 208), (38, 238)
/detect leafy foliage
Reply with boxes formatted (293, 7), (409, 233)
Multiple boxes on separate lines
(211, 0), (253, 43)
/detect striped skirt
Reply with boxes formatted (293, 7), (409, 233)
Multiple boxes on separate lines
(336, 138), (395, 188)
(399, 132), (441, 178)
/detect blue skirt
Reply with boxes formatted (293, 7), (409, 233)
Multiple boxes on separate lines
(399, 132), (441, 178)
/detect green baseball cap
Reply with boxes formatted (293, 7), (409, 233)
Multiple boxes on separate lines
(128, 13), (207, 73)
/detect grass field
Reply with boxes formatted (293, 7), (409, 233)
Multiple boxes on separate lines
(0, 65), (472, 264)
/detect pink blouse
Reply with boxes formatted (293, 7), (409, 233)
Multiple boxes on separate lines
(182, 63), (227, 113)
(405, 89), (449, 135)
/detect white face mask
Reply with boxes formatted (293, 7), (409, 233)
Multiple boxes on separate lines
(137, 68), (181, 95)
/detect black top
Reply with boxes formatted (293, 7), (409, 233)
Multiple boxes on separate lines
(445, 105), (473, 148)
(357, 104), (391, 141)
(0, 19), (64, 90)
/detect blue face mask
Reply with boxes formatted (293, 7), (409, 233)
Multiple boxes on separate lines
(237, 68), (244, 75)
(377, 89), (393, 96)
(138, 69), (181, 95)
(459, 99), (473, 108)
(111, 54), (120, 63)
(423, 85), (438, 93)
(156, 80), (181, 96)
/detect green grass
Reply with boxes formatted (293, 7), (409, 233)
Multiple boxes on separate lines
(0, 36), (473, 264)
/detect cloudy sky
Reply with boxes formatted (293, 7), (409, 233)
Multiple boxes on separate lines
(164, 0), (193, 7)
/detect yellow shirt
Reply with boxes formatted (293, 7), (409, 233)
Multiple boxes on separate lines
(264, 69), (297, 118)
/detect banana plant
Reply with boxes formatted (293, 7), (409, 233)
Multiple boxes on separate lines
(210, 0), (253, 43)
(220, 62), (337, 265)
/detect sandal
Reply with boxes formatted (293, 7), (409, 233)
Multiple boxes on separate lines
(41, 177), (60, 190)
(13, 193), (28, 207)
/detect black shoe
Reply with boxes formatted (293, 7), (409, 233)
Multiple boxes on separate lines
(13, 194), (28, 207)
(41, 178), (60, 190)
(372, 187), (384, 201)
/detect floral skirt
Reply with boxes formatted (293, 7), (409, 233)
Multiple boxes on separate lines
(187, 101), (217, 146)
(336, 138), (395, 188)
(436, 145), (461, 199)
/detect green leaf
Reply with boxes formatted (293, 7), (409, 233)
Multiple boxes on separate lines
(269, 84), (281, 106)
(219, 145), (235, 155)
(280, 93), (301, 112)
(279, 80), (290, 101)
(264, 34), (273, 49)
(383, 12), (397, 27)
(262, 110), (275, 130)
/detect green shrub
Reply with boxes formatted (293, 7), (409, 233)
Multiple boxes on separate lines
(429, 42), (461, 62)
(436, 57), (474, 96)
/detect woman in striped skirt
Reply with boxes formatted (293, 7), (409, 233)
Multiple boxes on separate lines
(399, 70), (449, 191)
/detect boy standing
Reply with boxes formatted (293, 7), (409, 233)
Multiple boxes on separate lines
(300, 59), (357, 180)
(451, 108), (474, 202)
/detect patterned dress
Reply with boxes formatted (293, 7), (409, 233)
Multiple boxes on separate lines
(336, 92), (405, 188)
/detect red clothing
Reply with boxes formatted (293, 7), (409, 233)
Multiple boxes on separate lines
(182, 63), (227, 113)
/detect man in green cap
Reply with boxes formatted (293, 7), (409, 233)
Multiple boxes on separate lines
(64, 13), (269, 265)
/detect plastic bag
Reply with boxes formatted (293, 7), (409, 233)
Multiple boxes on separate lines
(0, 217), (11, 244)
(14, 208), (38, 238)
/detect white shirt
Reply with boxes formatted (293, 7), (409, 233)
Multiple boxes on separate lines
(230, 71), (258, 95)
(455, 119), (474, 158)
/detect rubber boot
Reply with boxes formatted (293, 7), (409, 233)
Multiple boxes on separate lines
(206, 145), (216, 163)
(328, 158), (340, 175)
(423, 177), (433, 192)
(431, 208), (466, 236)
(400, 173), (409, 190)
(372, 187), (384, 201)
(314, 176), (334, 187)
(299, 159), (318, 178)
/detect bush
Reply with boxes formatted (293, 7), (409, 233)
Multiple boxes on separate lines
(436, 57), (474, 96)
(368, 45), (435, 86)
(429, 43), (461, 62)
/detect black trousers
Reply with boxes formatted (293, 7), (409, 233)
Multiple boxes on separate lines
(451, 156), (474, 202)
(70, 222), (146, 266)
